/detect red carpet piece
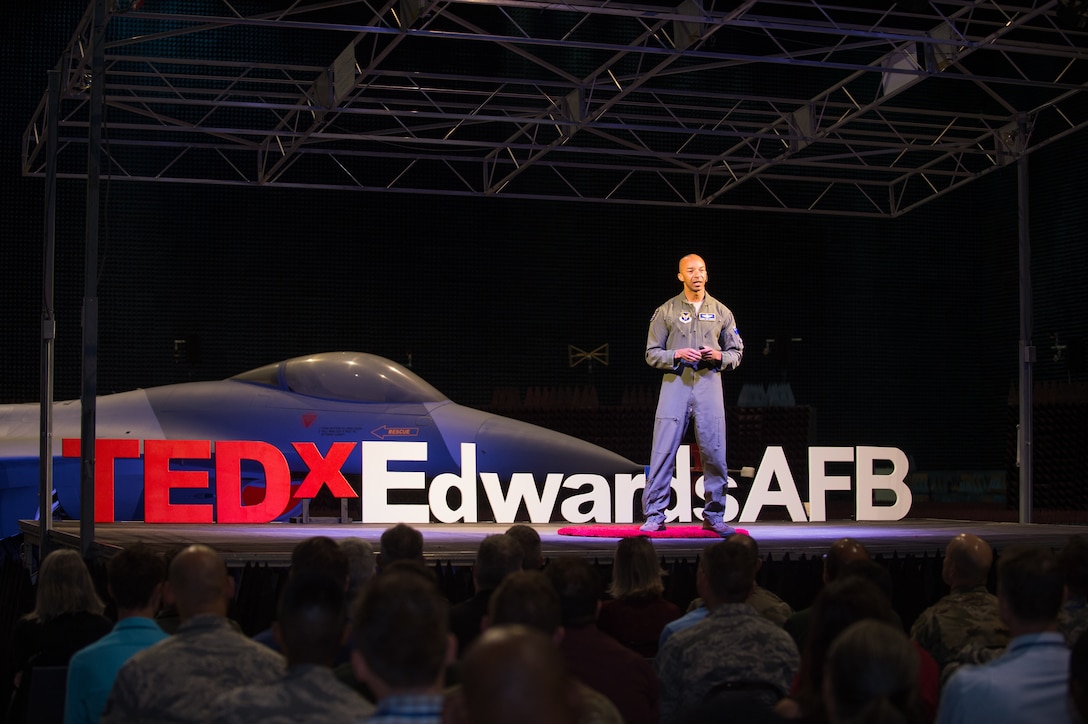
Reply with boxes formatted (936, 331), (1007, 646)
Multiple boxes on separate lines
(556, 525), (749, 539)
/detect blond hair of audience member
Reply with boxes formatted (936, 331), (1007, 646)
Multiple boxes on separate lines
(608, 535), (666, 599)
(823, 620), (924, 724)
(28, 548), (105, 622)
(461, 624), (579, 724)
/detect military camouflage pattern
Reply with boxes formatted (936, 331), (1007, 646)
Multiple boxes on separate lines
(210, 663), (374, 724)
(102, 615), (287, 723)
(748, 585), (792, 627)
(909, 585), (1009, 679)
(655, 602), (799, 723)
(1059, 597), (1088, 648)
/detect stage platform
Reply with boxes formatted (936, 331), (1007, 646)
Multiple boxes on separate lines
(18, 516), (1088, 568)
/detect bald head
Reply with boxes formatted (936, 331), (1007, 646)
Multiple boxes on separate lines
(461, 625), (576, 724)
(943, 533), (993, 587)
(169, 544), (233, 620)
(677, 254), (708, 299)
(825, 538), (871, 583)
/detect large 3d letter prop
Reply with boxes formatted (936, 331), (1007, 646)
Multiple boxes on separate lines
(807, 447), (855, 522)
(481, 472), (564, 524)
(65, 438), (141, 523)
(560, 475), (611, 523)
(739, 446), (807, 523)
(215, 441), (293, 523)
(361, 441), (430, 523)
(429, 443), (478, 523)
(856, 446), (912, 521)
(144, 440), (213, 523)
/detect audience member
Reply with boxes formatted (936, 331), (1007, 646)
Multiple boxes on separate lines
(659, 533), (791, 652)
(597, 536), (682, 658)
(784, 538), (871, 653)
(8, 548), (112, 724)
(102, 544), (286, 723)
(506, 524), (545, 570)
(544, 556), (659, 724)
(1059, 535), (1088, 647)
(378, 523), (424, 568)
(936, 545), (1071, 724)
(910, 534), (1008, 683)
(656, 538), (800, 724)
(824, 620), (925, 724)
(449, 534), (523, 654)
(460, 625), (579, 724)
(774, 575), (907, 723)
(253, 536), (350, 659)
(65, 544), (168, 724)
(455, 569), (622, 724)
(339, 537), (377, 607)
(211, 570), (372, 723)
(350, 566), (453, 723)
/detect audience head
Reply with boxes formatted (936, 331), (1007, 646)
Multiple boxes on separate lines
(379, 523), (424, 568)
(339, 537), (377, 603)
(350, 566), (452, 698)
(460, 624), (578, 724)
(824, 619), (923, 724)
(275, 570), (348, 667)
(997, 544), (1064, 631)
(608, 535), (666, 600)
(824, 538), (871, 583)
(107, 543), (167, 613)
(697, 538), (757, 607)
(942, 533), (993, 588)
(505, 524), (544, 570)
(1061, 535), (1088, 600)
(290, 536), (349, 590)
(726, 532), (763, 574)
(168, 544), (234, 621)
(543, 555), (602, 628)
(31, 548), (105, 622)
(487, 570), (563, 637)
(473, 534), (524, 592)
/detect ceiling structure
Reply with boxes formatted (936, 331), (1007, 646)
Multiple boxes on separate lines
(21, 0), (1088, 217)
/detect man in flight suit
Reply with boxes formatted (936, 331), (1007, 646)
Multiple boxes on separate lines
(641, 253), (743, 535)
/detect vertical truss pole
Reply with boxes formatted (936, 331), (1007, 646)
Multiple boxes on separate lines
(80, 0), (107, 558)
(38, 69), (61, 565)
(1016, 112), (1033, 524)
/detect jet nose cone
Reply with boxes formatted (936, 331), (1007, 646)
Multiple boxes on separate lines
(474, 416), (642, 477)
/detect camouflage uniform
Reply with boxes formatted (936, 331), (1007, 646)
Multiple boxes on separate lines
(1059, 596), (1088, 648)
(748, 585), (792, 627)
(909, 585), (1009, 682)
(210, 663), (374, 724)
(655, 603), (799, 724)
(102, 614), (287, 723)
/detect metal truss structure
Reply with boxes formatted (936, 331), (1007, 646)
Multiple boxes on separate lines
(21, 0), (1088, 217)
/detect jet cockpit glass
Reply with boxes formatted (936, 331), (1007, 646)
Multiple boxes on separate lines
(275, 352), (446, 404)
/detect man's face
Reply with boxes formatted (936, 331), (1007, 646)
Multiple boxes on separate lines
(678, 256), (707, 295)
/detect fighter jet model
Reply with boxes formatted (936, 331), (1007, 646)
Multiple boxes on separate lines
(0, 352), (643, 536)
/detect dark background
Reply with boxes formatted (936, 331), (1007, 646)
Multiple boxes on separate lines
(2, 2), (1086, 494)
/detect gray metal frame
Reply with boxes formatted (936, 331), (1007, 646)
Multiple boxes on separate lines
(21, 0), (1088, 217)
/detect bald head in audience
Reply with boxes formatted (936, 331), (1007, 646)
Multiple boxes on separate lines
(461, 625), (577, 724)
(824, 538), (871, 584)
(943, 533), (993, 588)
(168, 544), (235, 621)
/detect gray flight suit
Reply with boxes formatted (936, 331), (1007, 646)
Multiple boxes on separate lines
(644, 292), (743, 521)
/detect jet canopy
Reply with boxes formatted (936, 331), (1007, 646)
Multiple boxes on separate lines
(231, 351), (448, 404)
